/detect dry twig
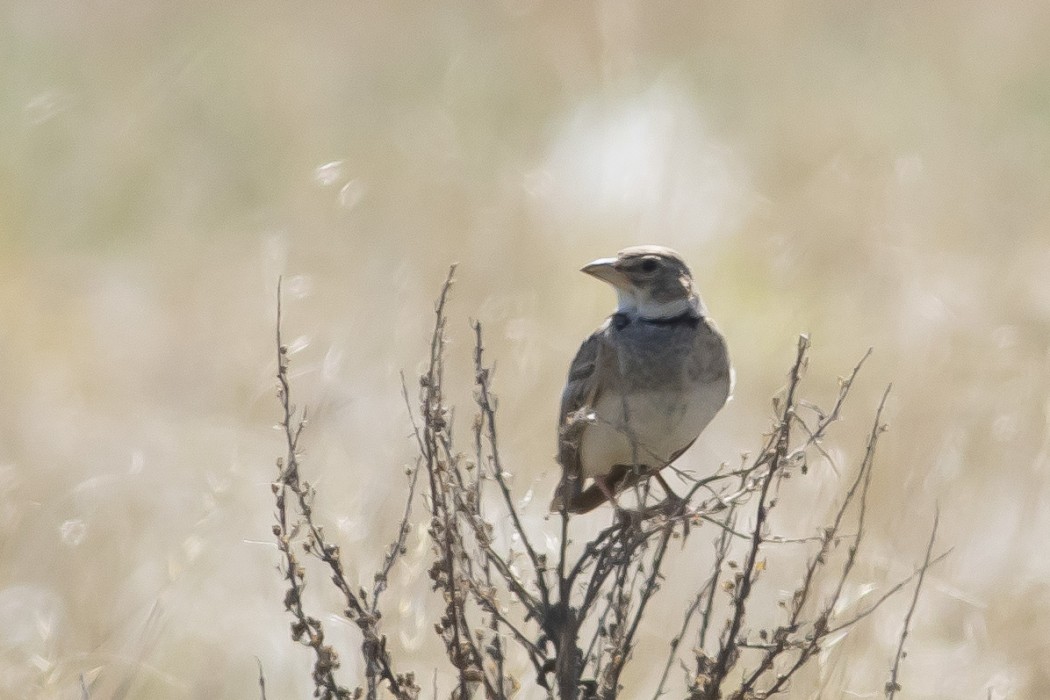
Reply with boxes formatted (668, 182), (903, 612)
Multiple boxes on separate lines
(271, 271), (944, 700)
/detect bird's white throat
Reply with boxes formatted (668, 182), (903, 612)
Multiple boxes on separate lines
(615, 292), (700, 320)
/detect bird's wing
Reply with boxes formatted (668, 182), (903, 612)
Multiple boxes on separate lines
(550, 323), (613, 510)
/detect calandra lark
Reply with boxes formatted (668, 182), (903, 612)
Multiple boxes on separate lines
(550, 246), (732, 514)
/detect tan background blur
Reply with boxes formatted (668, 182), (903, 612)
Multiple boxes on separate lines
(2, 2), (1049, 698)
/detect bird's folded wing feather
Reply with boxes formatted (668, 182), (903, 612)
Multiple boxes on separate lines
(556, 324), (612, 484)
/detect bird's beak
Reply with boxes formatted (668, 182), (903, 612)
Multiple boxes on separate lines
(581, 258), (629, 288)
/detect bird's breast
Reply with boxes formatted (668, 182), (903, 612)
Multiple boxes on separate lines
(577, 375), (729, 479)
(573, 318), (731, 480)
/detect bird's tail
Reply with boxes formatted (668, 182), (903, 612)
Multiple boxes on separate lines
(550, 464), (653, 515)
(553, 482), (610, 514)
(550, 469), (622, 515)
(549, 476), (582, 513)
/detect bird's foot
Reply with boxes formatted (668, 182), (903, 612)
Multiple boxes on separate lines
(664, 492), (691, 515)
(646, 494), (694, 539)
(613, 506), (647, 528)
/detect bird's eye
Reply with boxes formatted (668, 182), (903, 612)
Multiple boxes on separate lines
(639, 258), (659, 273)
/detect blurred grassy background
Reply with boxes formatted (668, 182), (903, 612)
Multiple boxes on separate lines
(2, 2), (1049, 697)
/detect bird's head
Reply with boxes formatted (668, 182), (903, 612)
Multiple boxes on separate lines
(582, 245), (703, 320)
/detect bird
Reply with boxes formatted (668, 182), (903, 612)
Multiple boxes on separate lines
(550, 245), (732, 515)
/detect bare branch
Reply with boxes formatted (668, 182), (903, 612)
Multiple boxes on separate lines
(271, 276), (940, 700)
(826, 549), (952, 636)
(472, 321), (551, 610)
(886, 509), (940, 699)
(700, 335), (810, 697)
(273, 278), (418, 700)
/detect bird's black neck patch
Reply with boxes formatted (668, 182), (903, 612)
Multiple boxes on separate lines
(644, 311), (701, 328)
(612, 311), (701, 329)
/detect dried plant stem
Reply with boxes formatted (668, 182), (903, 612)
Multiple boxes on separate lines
(886, 510), (940, 698)
(273, 278), (418, 700)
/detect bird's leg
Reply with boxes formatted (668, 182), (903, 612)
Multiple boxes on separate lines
(601, 476), (642, 527)
(654, 473), (687, 509)
(653, 472), (692, 537)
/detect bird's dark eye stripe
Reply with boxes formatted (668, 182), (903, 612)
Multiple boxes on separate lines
(639, 258), (659, 272)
